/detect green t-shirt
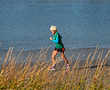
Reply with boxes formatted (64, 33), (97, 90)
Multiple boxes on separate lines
(52, 32), (64, 49)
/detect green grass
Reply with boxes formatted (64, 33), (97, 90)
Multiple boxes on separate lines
(0, 47), (110, 90)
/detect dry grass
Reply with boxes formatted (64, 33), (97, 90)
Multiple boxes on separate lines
(0, 47), (110, 90)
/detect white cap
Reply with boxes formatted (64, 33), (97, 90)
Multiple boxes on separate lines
(50, 25), (57, 31)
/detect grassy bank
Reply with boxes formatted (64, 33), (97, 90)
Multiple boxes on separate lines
(0, 47), (110, 90)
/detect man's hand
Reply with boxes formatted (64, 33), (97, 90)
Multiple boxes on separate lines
(49, 37), (53, 40)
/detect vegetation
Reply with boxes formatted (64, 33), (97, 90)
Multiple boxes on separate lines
(0, 47), (110, 90)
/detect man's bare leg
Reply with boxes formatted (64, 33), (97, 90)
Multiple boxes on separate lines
(61, 52), (70, 71)
(48, 50), (58, 70)
(61, 52), (69, 64)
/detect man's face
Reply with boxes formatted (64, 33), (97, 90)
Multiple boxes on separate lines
(51, 30), (56, 35)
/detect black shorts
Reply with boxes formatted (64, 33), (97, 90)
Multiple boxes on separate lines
(54, 48), (65, 53)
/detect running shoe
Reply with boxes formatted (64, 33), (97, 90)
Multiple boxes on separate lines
(49, 64), (56, 71)
(66, 64), (70, 71)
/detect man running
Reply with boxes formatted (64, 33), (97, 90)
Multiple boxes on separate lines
(49, 25), (70, 71)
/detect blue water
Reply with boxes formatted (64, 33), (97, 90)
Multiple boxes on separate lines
(0, 0), (110, 50)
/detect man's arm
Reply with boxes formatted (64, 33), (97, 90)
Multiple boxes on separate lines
(52, 37), (59, 43)
(52, 33), (59, 43)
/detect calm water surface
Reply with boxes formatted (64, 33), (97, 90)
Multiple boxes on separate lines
(0, 0), (110, 50)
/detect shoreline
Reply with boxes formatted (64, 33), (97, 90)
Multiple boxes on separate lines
(0, 47), (110, 69)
